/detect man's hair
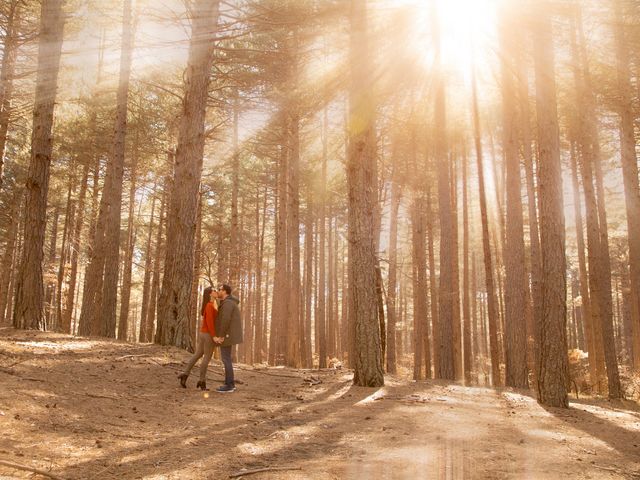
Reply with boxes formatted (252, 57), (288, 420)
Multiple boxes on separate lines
(220, 284), (232, 295)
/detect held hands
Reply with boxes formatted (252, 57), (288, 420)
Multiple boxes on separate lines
(213, 336), (224, 344)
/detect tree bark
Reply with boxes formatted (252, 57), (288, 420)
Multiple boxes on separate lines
(613, 0), (640, 371)
(348, 0), (383, 387)
(532, 2), (569, 408)
(386, 156), (401, 374)
(472, 67), (501, 387)
(500, 4), (529, 389)
(432, 4), (456, 381)
(118, 138), (138, 341)
(462, 148), (472, 383)
(138, 190), (157, 342)
(156, 0), (220, 349)
(100, 0), (134, 338)
(13, 0), (65, 331)
(0, 190), (22, 324)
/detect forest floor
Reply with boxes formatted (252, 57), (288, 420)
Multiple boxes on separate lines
(0, 328), (639, 480)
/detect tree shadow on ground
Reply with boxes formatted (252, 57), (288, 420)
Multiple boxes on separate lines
(545, 403), (640, 464)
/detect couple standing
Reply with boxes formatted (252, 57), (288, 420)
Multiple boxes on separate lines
(178, 284), (242, 393)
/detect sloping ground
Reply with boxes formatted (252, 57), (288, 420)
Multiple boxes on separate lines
(0, 328), (639, 480)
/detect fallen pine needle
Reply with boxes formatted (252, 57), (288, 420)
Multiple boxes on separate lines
(229, 466), (302, 478)
(0, 459), (67, 480)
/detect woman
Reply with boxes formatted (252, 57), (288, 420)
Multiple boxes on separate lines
(178, 286), (218, 390)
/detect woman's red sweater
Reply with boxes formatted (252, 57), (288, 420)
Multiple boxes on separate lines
(200, 302), (217, 336)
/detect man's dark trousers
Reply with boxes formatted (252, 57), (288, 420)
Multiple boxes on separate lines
(220, 345), (234, 386)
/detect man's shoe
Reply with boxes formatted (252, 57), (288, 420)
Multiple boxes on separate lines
(216, 384), (236, 393)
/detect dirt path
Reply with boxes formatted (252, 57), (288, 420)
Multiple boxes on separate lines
(0, 329), (639, 479)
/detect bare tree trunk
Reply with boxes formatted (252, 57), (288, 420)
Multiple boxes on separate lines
(229, 93), (240, 289)
(533, 2), (569, 407)
(302, 191), (313, 369)
(286, 104), (301, 368)
(118, 140), (138, 341)
(450, 150), (462, 380)
(517, 30), (542, 383)
(254, 186), (268, 363)
(386, 157), (401, 374)
(432, 4), (455, 381)
(138, 190), (157, 342)
(271, 124), (289, 365)
(462, 148), (472, 383)
(472, 68), (501, 387)
(613, 0), (640, 371)
(188, 192), (203, 351)
(0, 190), (22, 324)
(100, 0), (134, 338)
(411, 198), (428, 380)
(348, 0), (383, 387)
(501, 4), (529, 389)
(13, 0), (65, 331)
(56, 168), (77, 331)
(426, 188), (438, 377)
(144, 187), (166, 342)
(327, 205), (336, 359)
(156, 0), (220, 349)
(570, 141), (596, 384)
(572, 11), (621, 398)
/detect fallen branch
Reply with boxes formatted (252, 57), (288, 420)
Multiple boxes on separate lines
(591, 464), (620, 474)
(0, 459), (67, 480)
(115, 354), (151, 360)
(235, 366), (302, 379)
(229, 466), (302, 478)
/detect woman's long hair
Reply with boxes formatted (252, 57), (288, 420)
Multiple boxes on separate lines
(201, 286), (213, 316)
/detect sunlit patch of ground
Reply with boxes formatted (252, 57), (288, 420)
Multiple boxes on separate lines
(1, 329), (639, 479)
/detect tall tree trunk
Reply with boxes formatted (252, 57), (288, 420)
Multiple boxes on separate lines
(517, 32), (542, 382)
(570, 141), (596, 384)
(327, 205), (336, 359)
(0, 190), (22, 323)
(100, 0), (134, 338)
(188, 192), (203, 350)
(229, 93), (240, 288)
(138, 190), (157, 342)
(411, 198), (428, 380)
(450, 150), (462, 380)
(302, 192), (313, 369)
(426, 188), (438, 377)
(286, 99), (301, 368)
(348, 0), (383, 387)
(271, 128), (289, 365)
(432, 5), (456, 381)
(317, 107), (328, 368)
(572, 11), (621, 398)
(533, 2), (569, 407)
(56, 168), (77, 331)
(156, 0), (220, 349)
(472, 68), (501, 387)
(144, 186), (166, 342)
(462, 148), (472, 383)
(62, 161), (90, 334)
(500, 4), (529, 389)
(386, 157), (401, 374)
(118, 140), (138, 341)
(254, 186), (268, 362)
(13, 0), (65, 330)
(613, 0), (640, 371)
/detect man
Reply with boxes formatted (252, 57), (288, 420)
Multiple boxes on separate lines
(214, 284), (242, 393)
